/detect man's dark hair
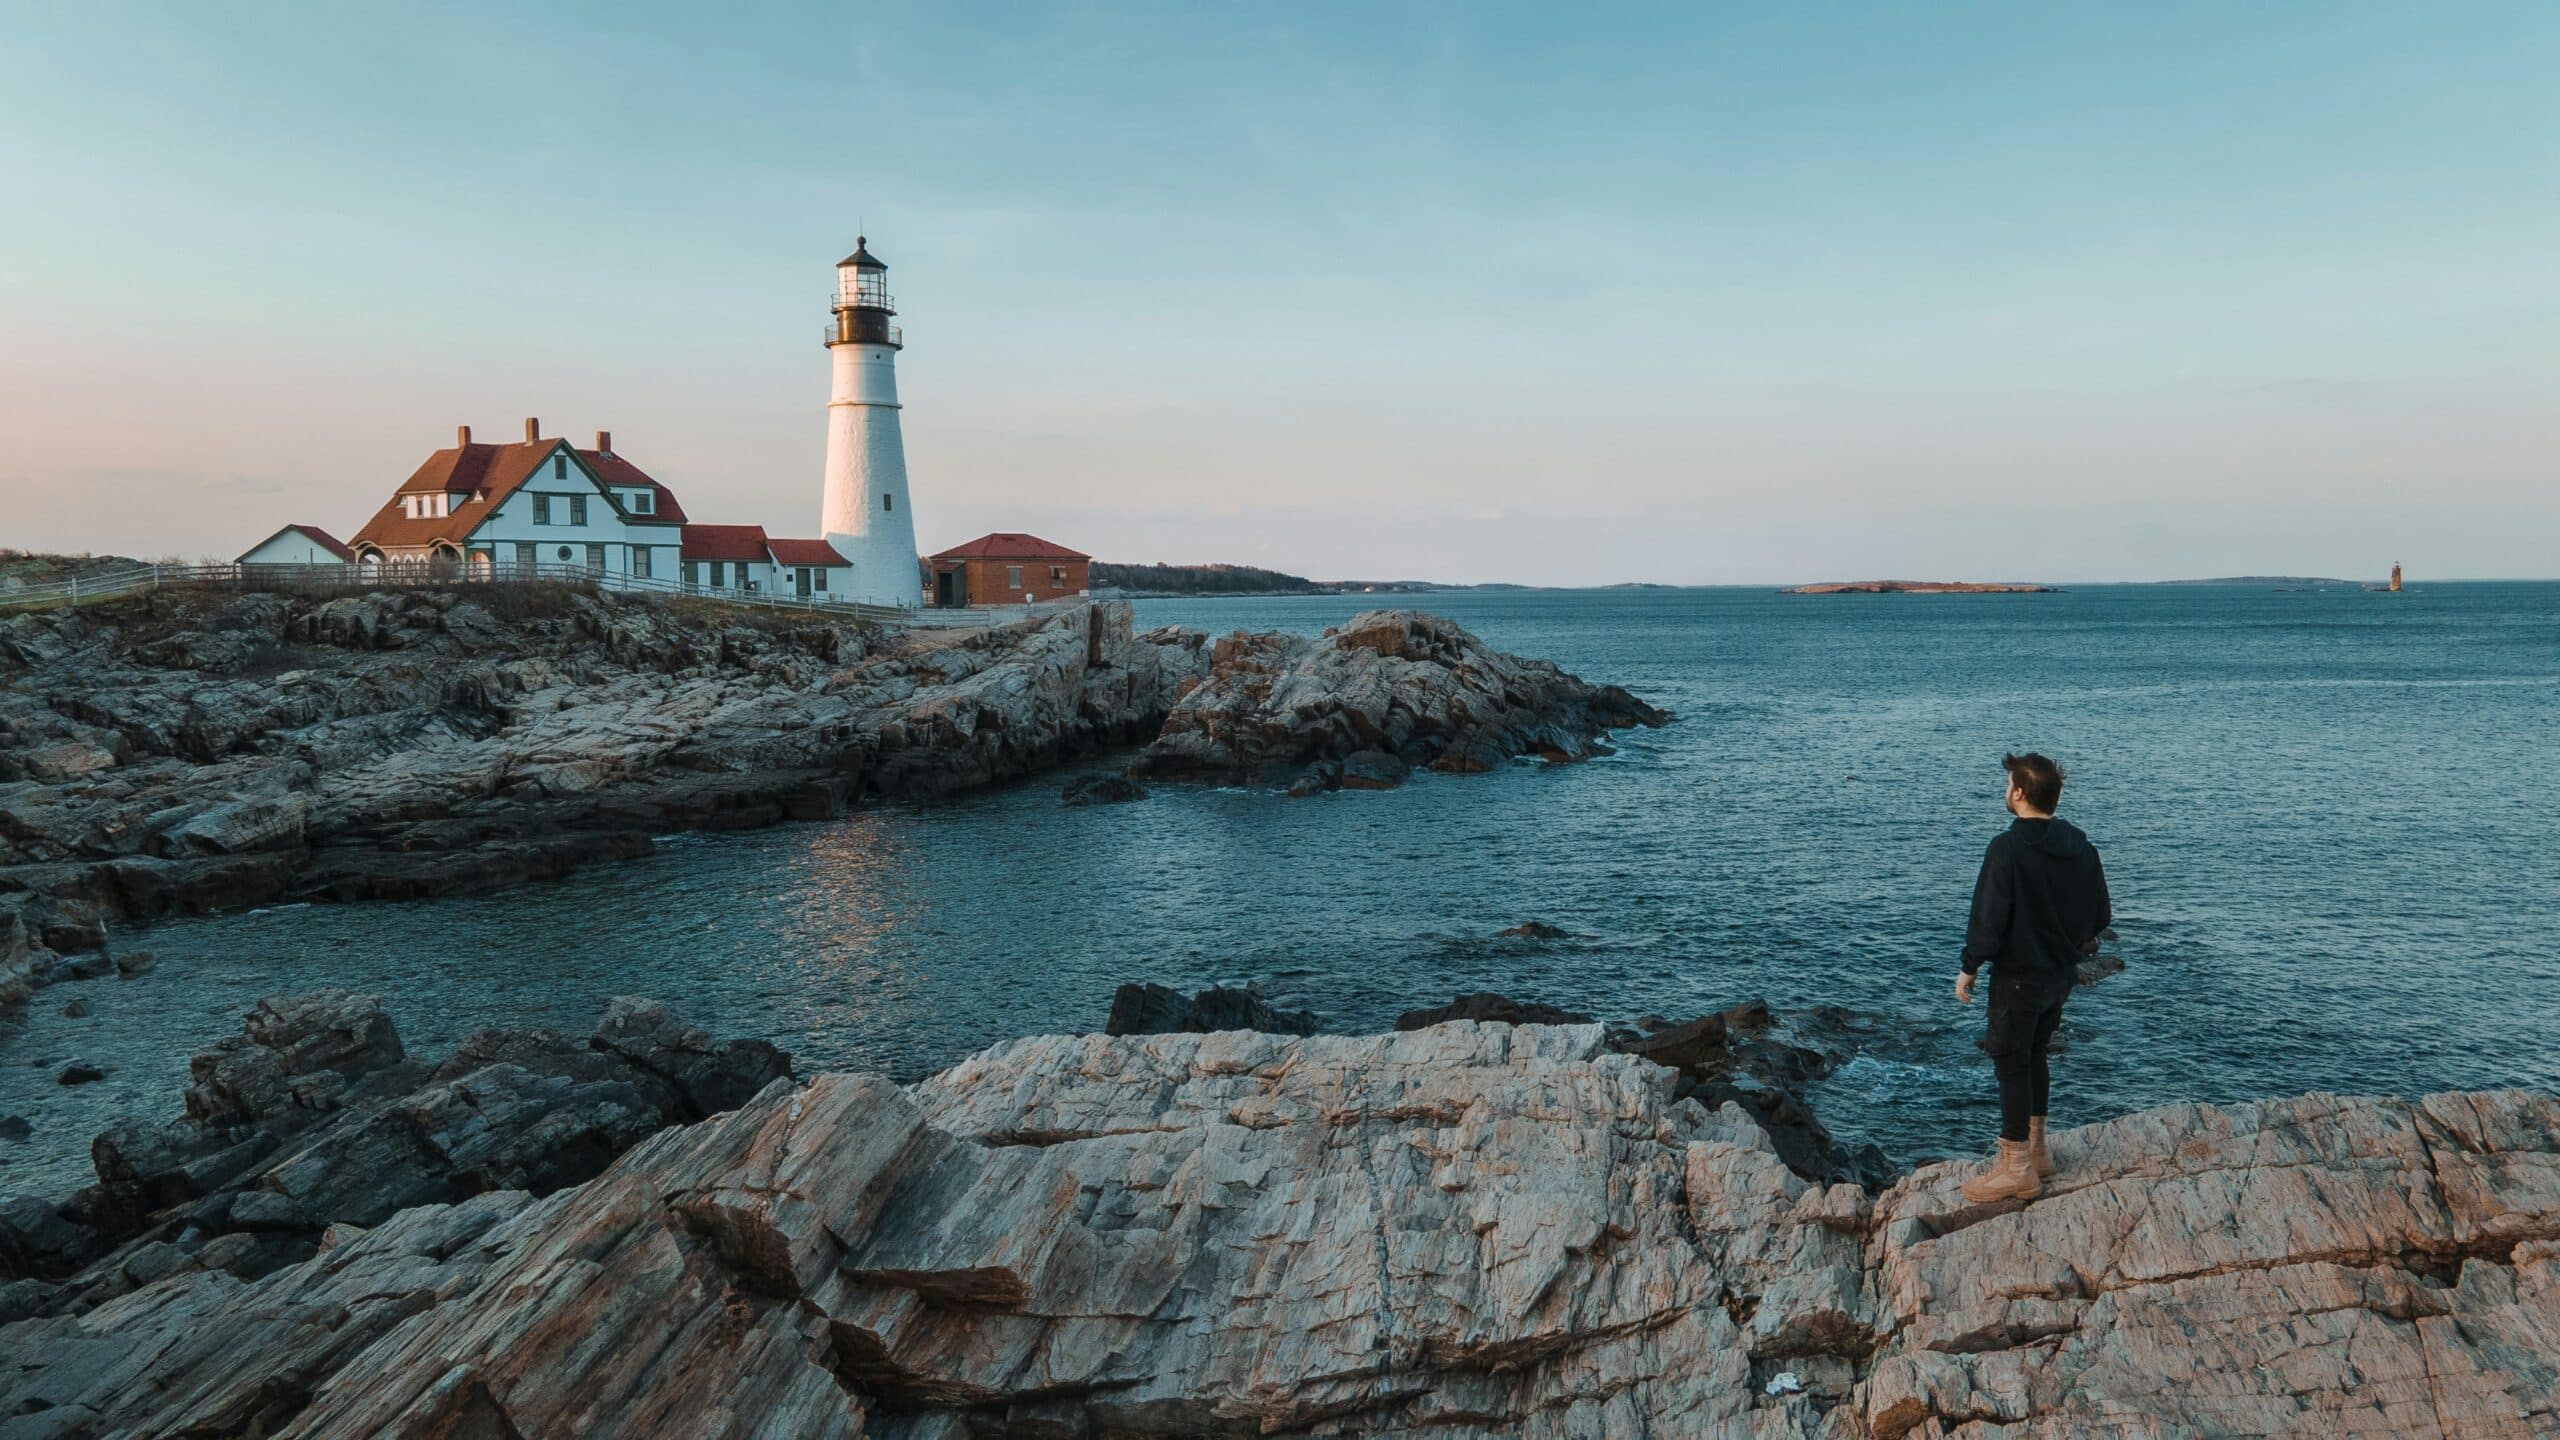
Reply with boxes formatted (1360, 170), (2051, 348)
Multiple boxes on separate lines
(2003, 752), (2064, 812)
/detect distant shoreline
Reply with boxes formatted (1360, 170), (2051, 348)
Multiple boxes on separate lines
(1780, 580), (2058, 595)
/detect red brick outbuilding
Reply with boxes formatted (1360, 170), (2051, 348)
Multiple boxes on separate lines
(928, 533), (1090, 608)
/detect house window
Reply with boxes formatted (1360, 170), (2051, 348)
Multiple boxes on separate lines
(515, 541), (536, 571)
(811, 568), (827, 591)
(569, 495), (587, 526)
(632, 545), (652, 578)
(553, 455), (567, 479)
(1006, 565), (1023, 590)
(584, 543), (605, 573)
(709, 561), (726, 587)
(684, 561), (700, 586)
(1050, 565), (1066, 586)
(628, 490), (653, 515)
(532, 495), (552, 525)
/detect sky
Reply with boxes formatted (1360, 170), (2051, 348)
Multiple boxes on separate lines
(3, 2), (2556, 584)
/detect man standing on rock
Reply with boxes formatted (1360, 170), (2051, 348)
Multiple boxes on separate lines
(1954, 752), (2112, 1203)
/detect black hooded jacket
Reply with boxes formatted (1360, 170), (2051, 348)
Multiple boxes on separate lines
(1961, 816), (2113, 979)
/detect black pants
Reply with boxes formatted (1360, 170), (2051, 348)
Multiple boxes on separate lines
(1981, 968), (2069, 1143)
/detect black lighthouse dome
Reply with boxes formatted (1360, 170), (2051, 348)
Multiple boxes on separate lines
(839, 236), (887, 272)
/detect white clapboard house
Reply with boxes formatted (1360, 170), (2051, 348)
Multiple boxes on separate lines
(262, 419), (847, 598)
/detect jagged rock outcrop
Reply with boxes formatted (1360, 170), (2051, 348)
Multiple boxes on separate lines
(1102, 980), (1321, 1036)
(1, 1023), (2550, 1437)
(1059, 773), (1147, 806)
(0, 990), (786, 1319)
(0, 589), (1210, 984)
(1133, 608), (1667, 789)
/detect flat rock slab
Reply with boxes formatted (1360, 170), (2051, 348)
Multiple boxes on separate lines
(0, 1023), (2552, 1438)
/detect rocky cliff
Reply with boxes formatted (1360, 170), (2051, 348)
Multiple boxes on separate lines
(3, 1020), (2550, 1438)
(1134, 609), (1666, 792)
(1, 589), (1661, 1005)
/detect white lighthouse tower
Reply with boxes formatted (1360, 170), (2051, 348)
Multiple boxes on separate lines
(819, 237), (921, 608)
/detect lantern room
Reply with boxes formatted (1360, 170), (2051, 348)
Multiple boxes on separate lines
(835, 237), (893, 312)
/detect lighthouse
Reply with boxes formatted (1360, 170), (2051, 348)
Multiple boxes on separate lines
(819, 237), (921, 607)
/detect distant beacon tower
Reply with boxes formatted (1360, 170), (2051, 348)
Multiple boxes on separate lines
(820, 237), (921, 607)
(2389, 561), (2403, 593)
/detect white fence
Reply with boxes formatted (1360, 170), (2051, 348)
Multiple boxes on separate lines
(0, 562), (1104, 630)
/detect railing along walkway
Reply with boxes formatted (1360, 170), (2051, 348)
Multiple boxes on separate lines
(0, 562), (1105, 630)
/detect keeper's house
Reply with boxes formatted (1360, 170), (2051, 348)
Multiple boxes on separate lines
(266, 418), (845, 598)
(927, 532), (1090, 608)
(340, 419), (686, 579)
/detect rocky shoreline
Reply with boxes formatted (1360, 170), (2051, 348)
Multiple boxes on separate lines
(1, 588), (1664, 1007)
(2, 988), (2552, 1437)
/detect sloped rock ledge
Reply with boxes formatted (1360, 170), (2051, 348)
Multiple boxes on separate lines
(3, 1021), (2552, 1438)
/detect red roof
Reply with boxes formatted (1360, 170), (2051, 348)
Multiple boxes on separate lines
(350, 434), (694, 553)
(353, 440), (562, 551)
(931, 532), (1090, 562)
(767, 538), (848, 566)
(240, 523), (355, 563)
(577, 447), (690, 526)
(680, 524), (771, 562)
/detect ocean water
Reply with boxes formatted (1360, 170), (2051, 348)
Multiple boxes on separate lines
(4, 582), (2556, 1196)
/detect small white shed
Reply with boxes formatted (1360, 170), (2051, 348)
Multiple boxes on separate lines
(238, 524), (354, 568)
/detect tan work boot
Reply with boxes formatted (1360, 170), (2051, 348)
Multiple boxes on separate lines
(2027, 1117), (2056, 1179)
(1959, 1138), (2044, 1204)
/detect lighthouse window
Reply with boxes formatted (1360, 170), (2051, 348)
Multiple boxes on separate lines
(882, 494), (893, 512)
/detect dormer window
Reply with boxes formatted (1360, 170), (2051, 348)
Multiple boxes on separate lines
(628, 490), (653, 515)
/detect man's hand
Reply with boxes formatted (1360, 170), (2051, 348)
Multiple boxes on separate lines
(1955, 971), (1976, 1005)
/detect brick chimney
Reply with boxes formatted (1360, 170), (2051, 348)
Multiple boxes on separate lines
(523, 416), (541, 443)
(456, 424), (472, 446)
(594, 430), (611, 454)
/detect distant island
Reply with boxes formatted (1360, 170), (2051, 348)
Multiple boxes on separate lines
(1090, 562), (1340, 597)
(1092, 563), (1477, 597)
(2142, 576), (2357, 586)
(1781, 580), (2058, 595)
